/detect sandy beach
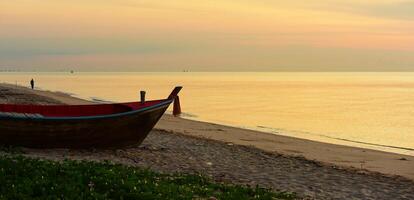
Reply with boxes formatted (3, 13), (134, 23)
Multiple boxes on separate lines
(0, 83), (413, 199)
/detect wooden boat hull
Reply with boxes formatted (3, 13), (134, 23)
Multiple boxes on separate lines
(0, 101), (171, 148)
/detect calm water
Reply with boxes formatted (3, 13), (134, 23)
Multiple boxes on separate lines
(1, 72), (413, 156)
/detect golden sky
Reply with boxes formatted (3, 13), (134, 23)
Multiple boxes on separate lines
(1, 0), (414, 71)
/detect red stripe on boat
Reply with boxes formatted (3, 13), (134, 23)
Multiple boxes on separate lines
(0, 100), (164, 117)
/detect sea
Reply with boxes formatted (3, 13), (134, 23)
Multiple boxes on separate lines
(0, 72), (413, 156)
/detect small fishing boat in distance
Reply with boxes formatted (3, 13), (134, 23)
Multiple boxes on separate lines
(0, 86), (182, 148)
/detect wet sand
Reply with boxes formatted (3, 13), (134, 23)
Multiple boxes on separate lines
(1, 83), (413, 199)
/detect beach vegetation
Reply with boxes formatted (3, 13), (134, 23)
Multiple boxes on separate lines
(0, 155), (296, 200)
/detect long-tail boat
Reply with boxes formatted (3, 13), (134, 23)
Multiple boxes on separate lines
(0, 87), (182, 148)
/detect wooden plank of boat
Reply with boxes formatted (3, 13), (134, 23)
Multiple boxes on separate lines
(0, 86), (182, 148)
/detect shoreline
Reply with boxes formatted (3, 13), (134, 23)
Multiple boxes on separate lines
(2, 73), (413, 157)
(179, 115), (414, 156)
(1, 83), (413, 180)
(1, 83), (414, 199)
(4, 80), (413, 157)
(6, 81), (413, 156)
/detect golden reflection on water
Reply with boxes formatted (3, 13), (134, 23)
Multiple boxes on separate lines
(1, 72), (413, 155)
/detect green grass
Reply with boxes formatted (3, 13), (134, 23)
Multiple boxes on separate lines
(0, 155), (296, 200)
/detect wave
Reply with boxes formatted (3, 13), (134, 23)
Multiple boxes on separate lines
(255, 125), (414, 152)
(324, 136), (414, 151)
(90, 97), (113, 103)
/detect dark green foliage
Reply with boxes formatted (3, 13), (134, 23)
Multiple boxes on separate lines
(0, 155), (296, 200)
(0, 145), (23, 154)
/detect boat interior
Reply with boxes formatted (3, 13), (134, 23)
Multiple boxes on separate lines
(0, 100), (165, 117)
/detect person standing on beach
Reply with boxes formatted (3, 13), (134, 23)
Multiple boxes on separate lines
(30, 79), (34, 90)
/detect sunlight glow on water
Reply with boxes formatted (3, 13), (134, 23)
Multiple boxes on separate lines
(1, 72), (413, 155)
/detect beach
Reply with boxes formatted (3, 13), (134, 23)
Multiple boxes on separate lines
(1, 83), (414, 199)
(2, 72), (414, 156)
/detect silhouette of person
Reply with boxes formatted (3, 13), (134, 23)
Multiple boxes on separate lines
(30, 79), (34, 90)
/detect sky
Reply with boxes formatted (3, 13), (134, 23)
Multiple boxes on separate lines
(1, 0), (414, 71)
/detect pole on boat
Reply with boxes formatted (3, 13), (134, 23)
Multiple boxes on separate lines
(140, 91), (146, 104)
(173, 96), (181, 116)
(168, 86), (183, 117)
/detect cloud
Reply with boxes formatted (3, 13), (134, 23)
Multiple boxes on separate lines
(364, 1), (414, 20)
(0, 37), (192, 57)
(303, 0), (414, 20)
